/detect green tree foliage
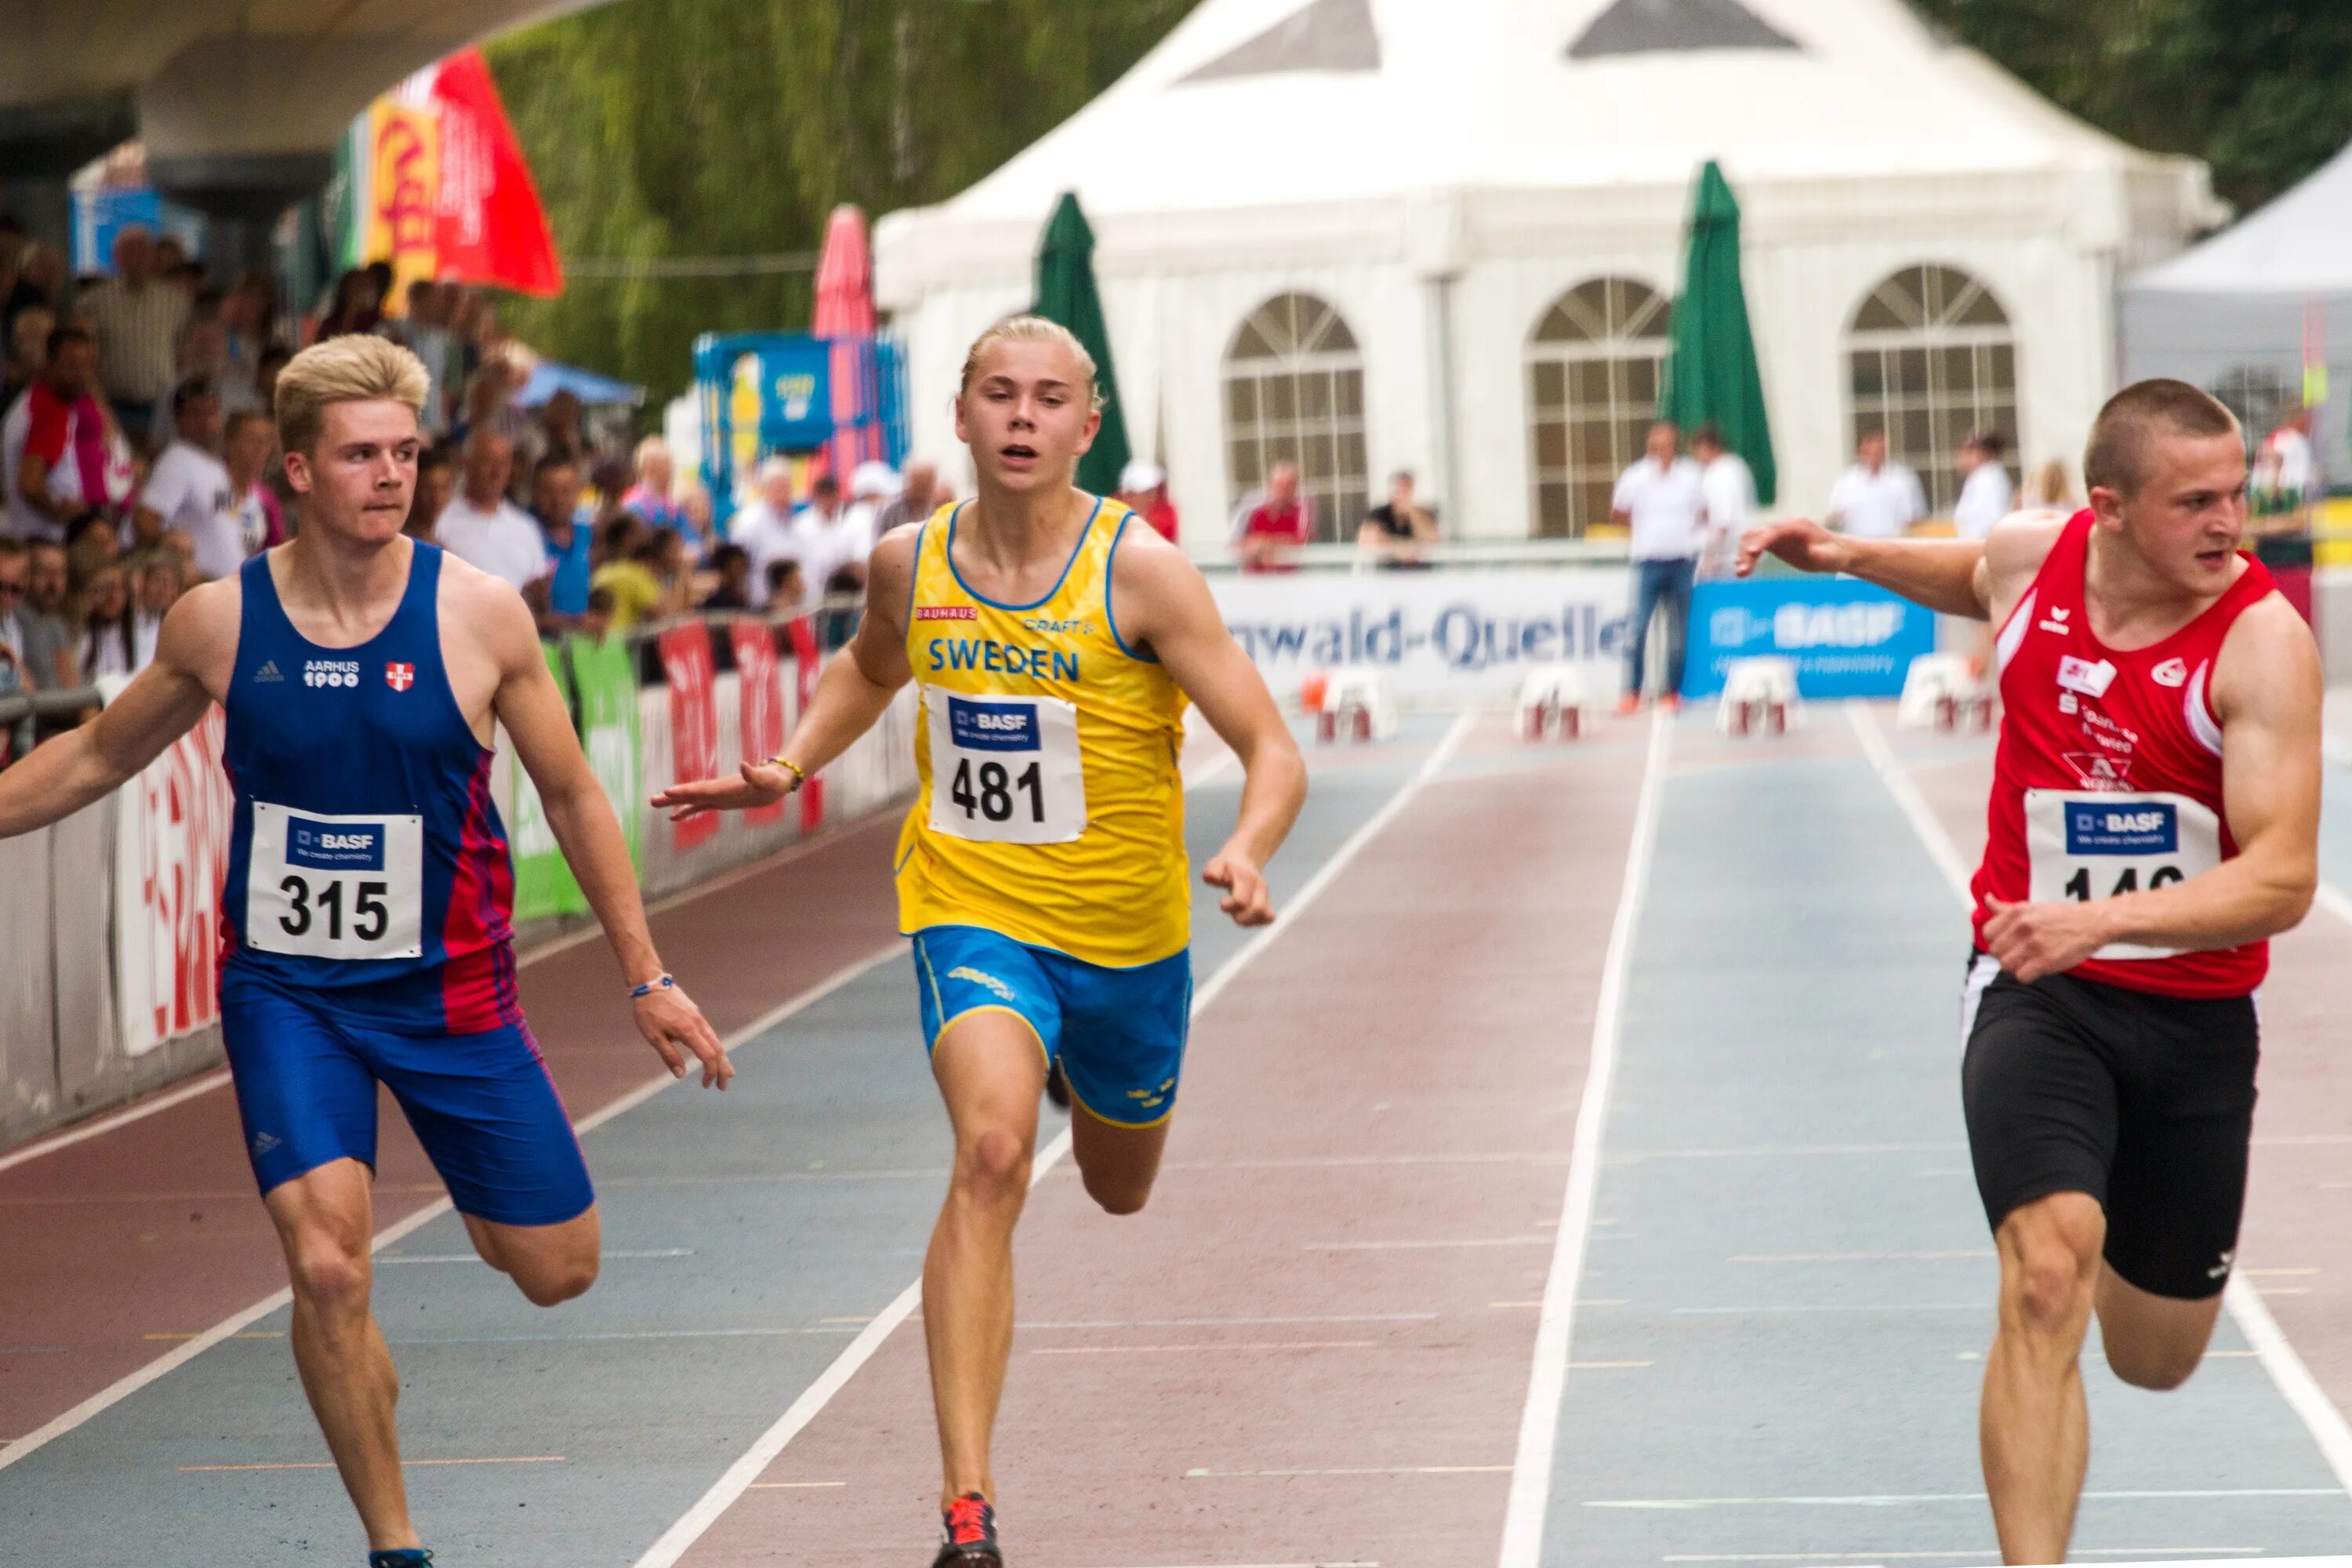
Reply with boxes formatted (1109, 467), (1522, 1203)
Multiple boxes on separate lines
(486, 0), (1192, 411)
(1917, 0), (2352, 216)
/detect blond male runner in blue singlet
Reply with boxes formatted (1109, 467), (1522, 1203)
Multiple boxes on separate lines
(655, 317), (1308, 1566)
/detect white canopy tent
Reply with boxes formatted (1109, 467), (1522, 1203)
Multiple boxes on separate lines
(876, 0), (2220, 541)
(2122, 140), (2352, 480)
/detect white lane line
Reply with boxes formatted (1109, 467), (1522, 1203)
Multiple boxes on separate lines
(1588, 1486), (2343, 1508)
(0, 942), (904, 1479)
(0, 1069), (233, 1177)
(632, 712), (1477, 1568)
(1848, 697), (2352, 1501)
(1497, 709), (1671, 1568)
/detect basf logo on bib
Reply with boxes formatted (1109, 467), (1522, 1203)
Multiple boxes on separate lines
(1683, 579), (1933, 698)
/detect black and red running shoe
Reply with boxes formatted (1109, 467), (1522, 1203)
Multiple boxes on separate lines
(933, 1491), (1000, 1566)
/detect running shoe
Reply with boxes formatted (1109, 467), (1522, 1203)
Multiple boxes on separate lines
(369, 1552), (433, 1568)
(1044, 1060), (1070, 1110)
(933, 1491), (1000, 1566)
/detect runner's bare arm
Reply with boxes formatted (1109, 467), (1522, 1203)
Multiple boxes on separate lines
(1736, 511), (2065, 622)
(1112, 525), (1307, 927)
(0, 579), (230, 838)
(1982, 597), (2321, 980)
(477, 577), (731, 1088)
(652, 524), (917, 821)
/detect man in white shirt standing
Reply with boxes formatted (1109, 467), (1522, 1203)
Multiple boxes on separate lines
(1610, 419), (1708, 714)
(1690, 423), (1755, 579)
(1951, 430), (2015, 541)
(134, 379), (247, 582)
(730, 457), (821, 611)
(1826, 430), (1928, 540)
(436, 430), (548, 595)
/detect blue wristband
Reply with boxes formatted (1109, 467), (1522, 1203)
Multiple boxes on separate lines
(629, 974), (675, 999)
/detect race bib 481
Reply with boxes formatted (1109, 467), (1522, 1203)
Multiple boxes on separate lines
(925, 688), (1087, 845)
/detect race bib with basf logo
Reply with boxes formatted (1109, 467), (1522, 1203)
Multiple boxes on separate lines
(2023, 789), (2221, 961)
(925, 688), (1086, 844)
(245, 801), (425, 960)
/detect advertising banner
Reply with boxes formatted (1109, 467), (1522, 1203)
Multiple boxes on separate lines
(508, 642), (585, 921)
(1208, 567), (1632, 702)
(785, 617), (827, 830)
(757, 340), (835, 454)
(659, 624), (721, 851)
(729, 620), (789, 827)
(569, 633), (641, 872)
(112, 705), (232, 1056)
(1684, 578), (1935, 698)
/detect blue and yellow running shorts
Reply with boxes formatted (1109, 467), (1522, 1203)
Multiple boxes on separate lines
(910, 925), (1192, 1127)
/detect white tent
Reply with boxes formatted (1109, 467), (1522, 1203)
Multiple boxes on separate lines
(877, 0), (2220, 540)
(2122, 140), (2352, 477)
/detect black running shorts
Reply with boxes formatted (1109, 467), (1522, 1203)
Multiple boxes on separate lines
(1959, 950), (2259, 1301)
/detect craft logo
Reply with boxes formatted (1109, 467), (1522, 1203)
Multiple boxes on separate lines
(385, 662), (416, 692)
(303, 659), (360, 689)
(917, 606), (978, 621)
(2151, 657), (2189, 688)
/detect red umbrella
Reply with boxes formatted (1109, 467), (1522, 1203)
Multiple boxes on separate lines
(810, 205), (881, 477)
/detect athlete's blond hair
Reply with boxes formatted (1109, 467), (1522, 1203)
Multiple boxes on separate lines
(274, 336), (429, 456)
(958, 315), (1105, 413)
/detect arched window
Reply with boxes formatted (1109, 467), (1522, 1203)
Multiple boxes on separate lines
(1222, 292), (1367, 542)
(1526, 278), (1672, 537)
(1846, 265), (2018, 513)
(2209, 365), (2296, 456)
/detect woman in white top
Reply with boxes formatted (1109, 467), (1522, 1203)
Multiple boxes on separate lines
(1951, 430), (2014, 540)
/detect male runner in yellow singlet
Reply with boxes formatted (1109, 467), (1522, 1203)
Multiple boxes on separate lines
(655, 317), (1308, 1566)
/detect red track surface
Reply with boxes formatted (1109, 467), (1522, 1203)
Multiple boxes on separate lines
(0, 813), (906, 1448)
(673, 719), (1651, 1566)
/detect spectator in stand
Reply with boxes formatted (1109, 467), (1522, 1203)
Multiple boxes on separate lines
(1826, 430), (1926, 539)
(314, 268), (383, 341)
(133, 379), (244, 579)
(436, 430), (546, 594)
(5, 325), (128, 544)
(1238, 460), (1310, 572)
(1951, 430), (2014, 542)
(450, 352), (529, 452)
(63, 510), (116, 588)
(3, 242), (66, 343)
(702, 544), (753, 612)
(13, 538), (78, 689)
(1356, 469), (1438, 568)
(792, 471), (857, 591)
(1690, 424), (1755, 579)
(129, 549), (181, 669)
(176, 307), (253, 414)
(219, 276), (272, 405)
(589, 519), (666, 631)
(876, 458), (941, 534)
(2255, 406), (2318, 530)
(731, 459), (815, 611)
(537, 387), (586, 468)
(531, 454), (594, 625)
(621, 436), (684, 535)
(678, 483), (717, 570)
(2021, 457), (2078, 512)
(78, 226), (188, 447)
(406, 443), (454, 542)
(1116, 459), (1178, 543)
(78, 561), (136, 681)
(0, 541), (24, 690)
(223, 409), (284, 556)
(764, 559), (807, 617)
(389, 279), (456, 436)
(1610, 419), (1706, 714)
(5, 302), (50, 405)
(642, 526), (695, 619)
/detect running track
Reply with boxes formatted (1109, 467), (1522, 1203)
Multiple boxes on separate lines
(6, 706), (2352, 1566)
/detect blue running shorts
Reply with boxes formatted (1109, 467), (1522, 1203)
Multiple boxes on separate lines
(219, 968), (594, 1227)
(910, 925), (1192, 1127)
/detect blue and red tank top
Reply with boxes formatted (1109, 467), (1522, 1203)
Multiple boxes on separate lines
(219, 543), (520, 1033)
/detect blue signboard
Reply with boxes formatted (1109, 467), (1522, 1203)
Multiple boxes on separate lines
(1684, 579), (1935, 698)
(754, 339), (833, 453)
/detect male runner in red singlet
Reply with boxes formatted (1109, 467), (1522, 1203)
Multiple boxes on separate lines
(1739, 380), (2321, 1563)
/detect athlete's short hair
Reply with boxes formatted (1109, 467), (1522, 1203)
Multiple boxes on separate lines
(959, 315), (1105, 413)
(2084, 379), (2239, 497)
(274, 335), (427, 457)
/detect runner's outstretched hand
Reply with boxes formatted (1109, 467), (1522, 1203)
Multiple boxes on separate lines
(633, 982), (735, 1088)
(652, 760), (797, 822)
(1981, 895), (2108, 985)
(1203, 850), (1275, 927)
(1736, 517), (1852, 579)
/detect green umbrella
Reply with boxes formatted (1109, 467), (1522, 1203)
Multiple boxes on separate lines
(1660, 160), (1777, 506)
(1033, 191), (1133, 497)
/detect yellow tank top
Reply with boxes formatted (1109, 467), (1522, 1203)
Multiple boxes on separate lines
(895, 497), (1189, 967)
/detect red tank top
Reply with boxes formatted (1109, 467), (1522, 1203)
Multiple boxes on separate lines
(1971, 510), (2274, 998)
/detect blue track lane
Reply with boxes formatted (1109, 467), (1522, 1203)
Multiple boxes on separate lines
(0, 717), (1451, 1566)
(1539, 714), (2352, 1565)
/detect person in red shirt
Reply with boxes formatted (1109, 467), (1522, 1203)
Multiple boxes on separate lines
(1238, 460), (1309, 572)
(1740, 379), (2320, 1566)
(7, 325), (128, 541)
(1117, 458), (1179, 544)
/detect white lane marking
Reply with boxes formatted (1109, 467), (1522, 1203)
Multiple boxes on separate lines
(1848, 697), (2352, 1501)
(1588, 1487), (2343, 1508)
(632, 713), (1478, 1568)
(0, 942), (904, 1478)
(1497, 709), (1671, 1568)
(377, 1247), (695, 1265)
(0, 1069), (233, 1177)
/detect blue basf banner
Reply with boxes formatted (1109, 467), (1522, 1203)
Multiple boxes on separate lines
(755, 340), (833, 453)
(1685, 579), (1934, 698)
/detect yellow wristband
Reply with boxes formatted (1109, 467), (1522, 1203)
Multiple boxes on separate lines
(768, 755), (808, 788)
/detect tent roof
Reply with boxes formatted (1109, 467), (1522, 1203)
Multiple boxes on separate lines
(928, 0), (2191, 223)
(516, 358), (643, 410)
(2129, 139), (2352, 296)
